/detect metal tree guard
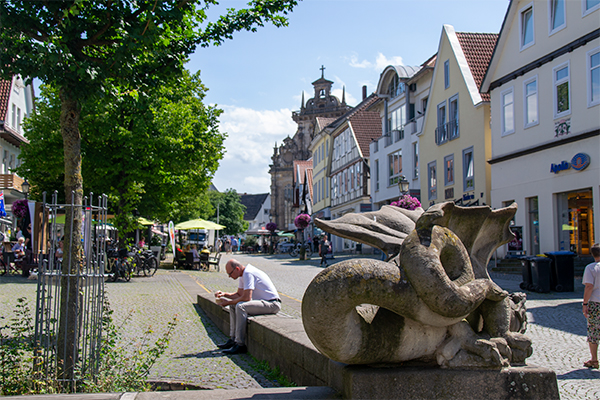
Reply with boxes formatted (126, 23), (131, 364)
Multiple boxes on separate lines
(33, 191), (109, 389)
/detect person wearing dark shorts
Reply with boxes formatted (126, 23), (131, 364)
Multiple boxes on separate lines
(583, 243), (600, 369)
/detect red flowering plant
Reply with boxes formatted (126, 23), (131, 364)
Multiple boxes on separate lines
(390, 195), (421, 211)
(266, 222), (277, 232)
(12, 198), (29, 219)
(294, 213), (311, 230)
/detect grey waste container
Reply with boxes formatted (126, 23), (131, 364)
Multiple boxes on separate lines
(530, 256), (552, 293)
(519, 256), (534, 291)
(545, 251), (576, 292)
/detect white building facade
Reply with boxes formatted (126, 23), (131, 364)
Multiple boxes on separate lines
(482, 0), (600, 258)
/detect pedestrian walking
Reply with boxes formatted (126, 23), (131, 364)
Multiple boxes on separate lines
(583, 242), (600, 369)
(319, 234), (330, 267)
(215, 259), (281, 354)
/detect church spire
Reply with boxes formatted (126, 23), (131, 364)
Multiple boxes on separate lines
(301, 91), (305, 110)
(342, 86), (346, 106)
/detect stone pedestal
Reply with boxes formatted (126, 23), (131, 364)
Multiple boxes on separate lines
(341, 365), (559, 400)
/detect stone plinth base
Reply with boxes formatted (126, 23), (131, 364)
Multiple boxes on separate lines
(342, 365), (559, 400)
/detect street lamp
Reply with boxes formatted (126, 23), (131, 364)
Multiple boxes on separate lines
(21, 179), (30, 199)
(398, 175), (409, 196)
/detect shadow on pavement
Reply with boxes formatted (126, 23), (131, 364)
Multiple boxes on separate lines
(556, 368), (600, 380)
(527, 302), (587, 336)
(177, 349), (224, 359)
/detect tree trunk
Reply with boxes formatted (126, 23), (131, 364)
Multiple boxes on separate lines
(57, 87), (84, 384)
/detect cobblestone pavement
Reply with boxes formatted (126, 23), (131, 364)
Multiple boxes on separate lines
(1, 253), (599, 399)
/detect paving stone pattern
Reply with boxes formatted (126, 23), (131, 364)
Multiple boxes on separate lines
(1, 254), (599, 399)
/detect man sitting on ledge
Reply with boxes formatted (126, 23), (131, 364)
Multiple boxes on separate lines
(215, 259), (281, 354)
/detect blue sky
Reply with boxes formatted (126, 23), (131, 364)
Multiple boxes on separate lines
(191, 0), (510, 195)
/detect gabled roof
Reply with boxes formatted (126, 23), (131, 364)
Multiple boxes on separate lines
(240, 193), (269, 221)
(305, 167), (313, 202)
(329, 94), (382, 158)
(293, 160), (312, 186)
(0, 79), (13, 121)
(455, 32), (498, 102)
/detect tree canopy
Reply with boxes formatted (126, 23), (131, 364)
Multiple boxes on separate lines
(17, 71), (225, 232)
(208, 189), (248, 236)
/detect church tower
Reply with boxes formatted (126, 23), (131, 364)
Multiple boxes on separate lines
(269, 67), (351, 231)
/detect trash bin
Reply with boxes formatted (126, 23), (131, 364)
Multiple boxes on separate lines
(544, 251), (576, 292)
(519, 256), (534, 291)
(530, 256), (552, 293)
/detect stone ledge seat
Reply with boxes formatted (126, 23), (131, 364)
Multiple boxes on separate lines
(197, 292), (559, 400)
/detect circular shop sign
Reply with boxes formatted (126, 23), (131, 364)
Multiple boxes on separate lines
(570, 153), (590, 171)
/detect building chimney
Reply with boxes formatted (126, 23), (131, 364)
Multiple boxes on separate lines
(362, 85), (367, 100)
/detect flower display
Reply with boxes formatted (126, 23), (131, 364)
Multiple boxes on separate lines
(294, 213), (311, 230)
(266, 222), (277, 232)
(12, 198), (29, 219)
(390, 194), (421, 211)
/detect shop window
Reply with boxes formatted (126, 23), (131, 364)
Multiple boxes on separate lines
(557, 189), (595, 255)
(528, 197), (540, 256)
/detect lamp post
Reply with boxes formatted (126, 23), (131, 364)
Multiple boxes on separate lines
(398, 175), (409, 196)
(21, 179), (30, 200)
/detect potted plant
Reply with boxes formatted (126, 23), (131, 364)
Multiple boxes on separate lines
(294, 214), (311, 260)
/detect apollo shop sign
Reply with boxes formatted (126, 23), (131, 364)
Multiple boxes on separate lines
(550, 153), (590, 174)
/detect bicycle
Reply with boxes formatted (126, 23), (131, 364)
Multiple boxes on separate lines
(290, 241), (313, 258)
(107, 248), (132, 282)
(132, 247), (158, 276)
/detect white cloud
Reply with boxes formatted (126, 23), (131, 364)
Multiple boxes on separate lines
(211, 105), (297, 194)
(348, 52), (405, 71)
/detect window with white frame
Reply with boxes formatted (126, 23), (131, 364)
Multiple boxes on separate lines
(373, 139), (379, 153)
(422, 97), (428, 115)
(375, 159), (380, 191)
(355, 163), (361, 189)
(501, 87), (515, 135)
(412, 142), (419, 178)
(11, 104), (16, 128)
(520, 4), (535, 50)
(588, 47), (600, 107)
(444, 154), (454, 186)
(583, 0), (600, 16)
(523, 77), (539, 127)
(553, 61), (571, 118)
(428, 161), (437, 201)
(463, 147), (474, 192)
(350, 167), (354, 190)
(444, 60), (450, 89)
(549, 0), (566, 35)
(17, 108), (21, 132)
(332, 175), (337, 198)
(388, 150), (402, 186)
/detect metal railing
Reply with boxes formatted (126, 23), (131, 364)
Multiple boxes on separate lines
(34, 191), (109, 388)
(435, 119), (459, 145)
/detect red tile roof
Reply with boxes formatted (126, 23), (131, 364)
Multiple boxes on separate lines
(293, 160), (313, 185)
(348, 110), (381, 158)
(0, 79), (12, 121)
(456, 32), (498, 102)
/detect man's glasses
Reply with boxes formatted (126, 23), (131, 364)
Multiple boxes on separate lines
(227, 267), (237, 277)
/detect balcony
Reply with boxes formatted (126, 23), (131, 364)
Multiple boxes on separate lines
(0, 174), (26, 192)
(435, 119), (459, 145)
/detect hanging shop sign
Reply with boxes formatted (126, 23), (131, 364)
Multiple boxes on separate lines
(550, 153), (590, 174)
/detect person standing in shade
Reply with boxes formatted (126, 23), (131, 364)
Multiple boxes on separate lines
(215, 259), (281, 354)
(583, 243), (600, 369)
(319, 234), (330, 267)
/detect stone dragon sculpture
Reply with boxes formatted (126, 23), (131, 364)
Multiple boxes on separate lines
(302, 202), (531, 368)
